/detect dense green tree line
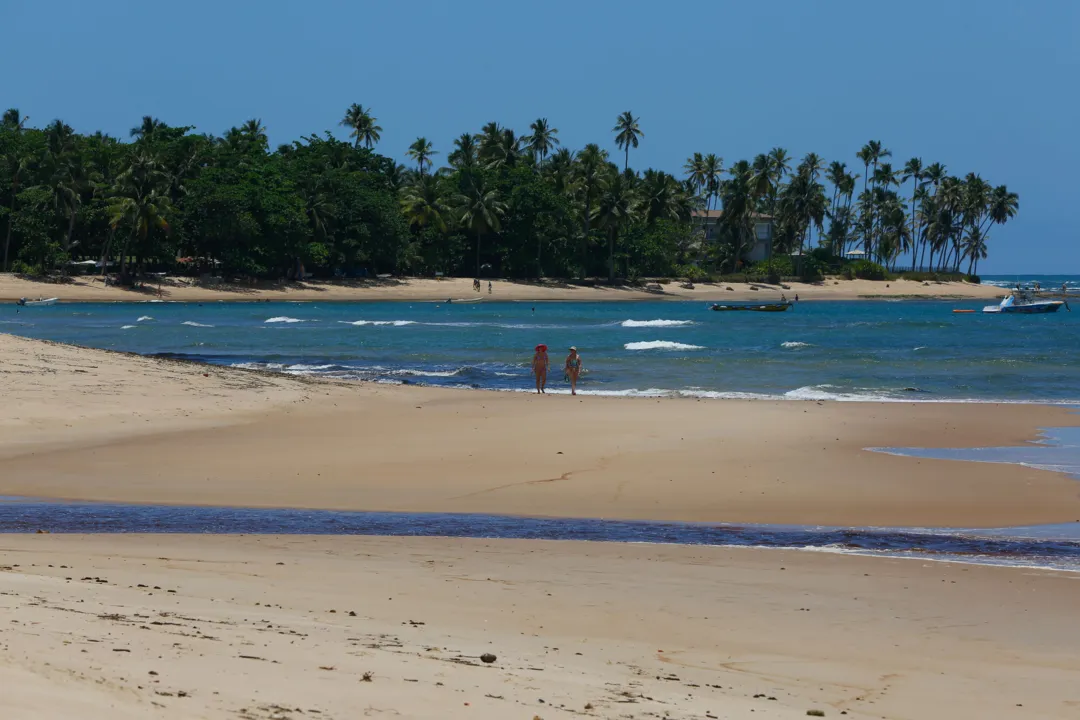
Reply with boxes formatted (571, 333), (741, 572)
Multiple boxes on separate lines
(0, 106), (1017, 283)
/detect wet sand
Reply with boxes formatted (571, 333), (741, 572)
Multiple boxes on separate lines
(2, 332), (1079, 527)
(0, 273), (1002, 303)
(2, 534), (1078, 720)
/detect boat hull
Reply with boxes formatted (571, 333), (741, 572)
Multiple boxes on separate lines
(711, 303), (792, 312)
(982, 301), (1063, 314)
(16, 298), (59, 307)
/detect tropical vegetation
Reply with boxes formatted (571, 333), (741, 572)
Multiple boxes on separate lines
(0, 106), (1016, 283)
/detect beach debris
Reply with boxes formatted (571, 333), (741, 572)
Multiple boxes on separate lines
(807, 711), (826, 717)
(584, 703), (594, 710)
(480, 653), (497, 663)
(148, 671), (158, 676)
(361, 671), (374, 682)
(348, 611), (357, 617)
(318, 666), (335, 671)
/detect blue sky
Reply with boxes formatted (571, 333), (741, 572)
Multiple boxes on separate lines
(4, 0), (1077, 273)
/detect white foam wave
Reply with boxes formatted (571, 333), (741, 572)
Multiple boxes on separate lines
(121, 325), (136, 330)
(286, 364), (336, 372)
(781, 341), (812, 349)
(338, 320), (417, 327)
(265, 316), (307, 324)
(624, 341), (704, 351)
(231, 362), (286, 371)
(621, 319), (694, 328)
(137, 315), (153, 322)
(182, 321), (214, 328)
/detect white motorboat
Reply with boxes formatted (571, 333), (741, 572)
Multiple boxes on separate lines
(15, 297), (59, 307)
(983, 289), (1065, 314)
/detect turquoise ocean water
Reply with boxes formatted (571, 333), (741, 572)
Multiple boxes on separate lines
(3, 291), (1079, 403)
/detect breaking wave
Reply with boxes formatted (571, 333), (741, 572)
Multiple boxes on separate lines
(624, 340), (704, 351)
(620, 319), (694, 328)
(265, 316), (307, 324)
(182, 321), (214, 328)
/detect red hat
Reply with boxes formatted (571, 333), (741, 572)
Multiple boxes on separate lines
(535, 344), (547, 351)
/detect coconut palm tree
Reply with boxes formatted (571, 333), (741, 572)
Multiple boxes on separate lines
(2, 108), (29, 132)
(129, 116), (164, 141)
(484, 129), (522, 171)
(108, 154), (174, 277)
(339, 104), (382, 149)
(901, 158), (924, 268)
(544, 148), (576, 195)
(447, 133), (477, 170)
(241, 119), (268, 149)
(400, 174), (449, 234)
(683, 153), (706, 196)
(573, 144), (608, 275)
(407, 137), (436, 176)
(455, 175), (507, 276)
(524, 118), (559, 167)
(597, 169), (638, 281)
(612, 111), (643, 171)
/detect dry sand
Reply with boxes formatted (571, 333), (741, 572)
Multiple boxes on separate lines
(2, 333), (1079, 527)
(0, 272), (1003, 304)
(1, 534), (1079, 720)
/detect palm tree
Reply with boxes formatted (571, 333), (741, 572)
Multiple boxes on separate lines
(400, 174), (450, 233)
(108, 154), (174, 277)
(612, 111), (643, 171)
(598, 169), (638, 281)
(241, 119), (268, 149)
(2, 108), (29, 132)
(573, 144), (608, 276)
(130, 116), (164, 141)
(684, 153), (705, 195)
(407, 137), (436, 176)
(448, 133), (478, 170)
(485, 129), (522, 171)
(901, 158), (924, 269)
(544, 148), (576, 195)
(524, 118), (559, 167)
(339, 104), (382, 149)
(455, 175), (507, 276)
(797, 153), (824, 183)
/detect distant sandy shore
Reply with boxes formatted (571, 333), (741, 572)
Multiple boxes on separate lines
(2, 332), (1077, 528)
(0, 272), (1004, 303)
(2, 534), (1078, 720)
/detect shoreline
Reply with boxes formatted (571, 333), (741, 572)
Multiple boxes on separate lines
(3, 332), (1080, 528)
(1, 272), (1004, 303)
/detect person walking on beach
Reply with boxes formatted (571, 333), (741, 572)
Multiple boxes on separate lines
(564, 346), (583, 396)
(488, 281), (492, 294)
(532, 344), (549, 394)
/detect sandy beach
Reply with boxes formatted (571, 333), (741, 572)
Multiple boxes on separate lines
(3, 333), (1080, 718)
(0, 272), (1004, 304)
(2, 333), (1079, 527)
(2, 534), (1079, 720)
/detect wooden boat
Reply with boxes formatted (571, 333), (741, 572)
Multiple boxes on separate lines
(15, 297), (59, 307)
(982, 290), (1066, 314)
(710, 302), (792, 312)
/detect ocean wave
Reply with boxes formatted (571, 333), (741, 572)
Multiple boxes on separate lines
(265, 316), (308, 324)
(137, 315), (153, 322)
(620, 319), (694, 328)
(780, 341), (812, 349)
(624, 341), (704, 351)
(182, 321), (214, 328)
(284, 364), (337, 374)
(121, 325), (136, 330)
(338, 320), (417, 326)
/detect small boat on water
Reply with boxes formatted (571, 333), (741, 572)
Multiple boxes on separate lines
(710, 302), (792, 312)
(15, 297), (59, 307)
(982, 289), (1066, 314)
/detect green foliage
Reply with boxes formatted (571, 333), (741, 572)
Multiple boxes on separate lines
(748, 257), (793, 283)
(0, 107), (1014, 282)
(842, 259), (887, 280)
